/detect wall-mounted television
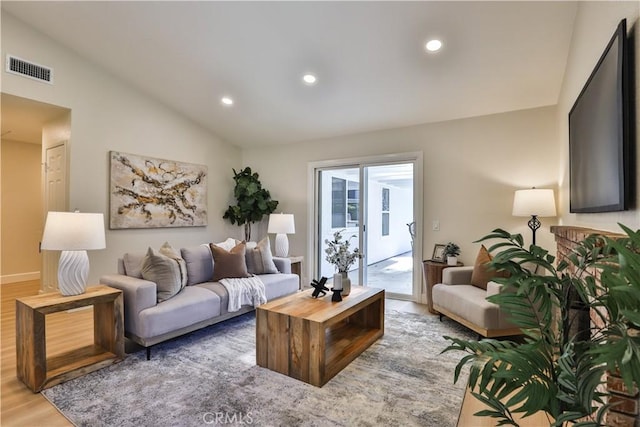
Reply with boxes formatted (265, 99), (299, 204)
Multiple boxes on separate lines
(569, 18), (630, 213)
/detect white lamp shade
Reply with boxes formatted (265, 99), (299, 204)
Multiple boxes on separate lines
(267, 213), (295, 234)
(41, 211), (106, 250)
(512, 189), (557, 218)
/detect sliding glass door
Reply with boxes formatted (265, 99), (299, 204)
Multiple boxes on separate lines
(363, 164), (414, 296)
(315, 158), (417, 300)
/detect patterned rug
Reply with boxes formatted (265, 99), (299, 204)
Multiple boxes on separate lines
(42, 309), (475, 426)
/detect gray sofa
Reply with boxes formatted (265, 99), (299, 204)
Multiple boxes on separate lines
(100, 244), (299, 359)
(432, 266), (520, 338)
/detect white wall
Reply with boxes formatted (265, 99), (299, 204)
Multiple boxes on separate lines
(1, 140), (42, 280)
(557, 2), (640, 233)
(1, 12), (243, 285)
(242, 106), (559, 273)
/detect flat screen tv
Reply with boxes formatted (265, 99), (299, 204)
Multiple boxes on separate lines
(569, 19), (630, 213)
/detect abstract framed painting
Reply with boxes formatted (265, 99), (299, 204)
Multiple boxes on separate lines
(109, 151), (208, 229)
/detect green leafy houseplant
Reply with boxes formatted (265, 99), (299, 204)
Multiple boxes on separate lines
(444, 242), (461, 257)
(442, 226), (640, 426)
(223, 167), (278, 241)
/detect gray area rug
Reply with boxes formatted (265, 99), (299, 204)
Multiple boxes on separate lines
(42, 309), (475, 426)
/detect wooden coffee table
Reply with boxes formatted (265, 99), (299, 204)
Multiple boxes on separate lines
(256, 286), (384, 387)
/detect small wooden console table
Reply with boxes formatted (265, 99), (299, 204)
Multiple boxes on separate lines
(16, 285), (125, 392)
(256, 286), (384, 387)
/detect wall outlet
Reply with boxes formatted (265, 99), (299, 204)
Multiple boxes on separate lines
(432, 220), (440, 231)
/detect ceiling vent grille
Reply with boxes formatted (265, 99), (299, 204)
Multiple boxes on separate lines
(5, 55), (53, 84)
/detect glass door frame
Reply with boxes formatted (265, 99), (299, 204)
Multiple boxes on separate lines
(307, 152), (423, 302)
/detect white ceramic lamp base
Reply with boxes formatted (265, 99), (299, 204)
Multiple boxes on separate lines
(58, 250), (89, 296)
(274, 233), (289, 258)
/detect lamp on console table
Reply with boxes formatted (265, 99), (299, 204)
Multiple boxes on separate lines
(512, 188), (556, 246)
(268, 213), (295, 257)
(41, 211), (106, 296)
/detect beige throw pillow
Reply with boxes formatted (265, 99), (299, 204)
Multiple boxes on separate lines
(159, 242), (188, 287)
(141, 247), (185, 302)
(210, 242), (251, 282)
(470, 245), (504, 290)
(246, 237), (278, 275)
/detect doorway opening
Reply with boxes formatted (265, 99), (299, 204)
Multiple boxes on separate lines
(1, 93), (70, 290)
(312, 153), (422, 301)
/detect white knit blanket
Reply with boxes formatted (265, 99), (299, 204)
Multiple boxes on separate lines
(219, 276), (267, 312)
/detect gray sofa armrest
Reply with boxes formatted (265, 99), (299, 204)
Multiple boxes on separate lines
(441, 266), (474, 285)
(100, 274), (157, 337)
(272, 257), (292, 274)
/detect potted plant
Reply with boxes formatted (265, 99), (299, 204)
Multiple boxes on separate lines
(442, 227), (640, 426)
(324, 229), (363, 296)
(223, 167), (278, 241)
(444, 242), (461, 266)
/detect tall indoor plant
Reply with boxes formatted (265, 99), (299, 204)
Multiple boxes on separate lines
(443, 226), (640, 426)
(223, 167), (278, 241)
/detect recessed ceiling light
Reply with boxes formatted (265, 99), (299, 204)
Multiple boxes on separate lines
(425, 39), (443, 52)
(221, 96), (234, 106)
(302, 74), (317, 85)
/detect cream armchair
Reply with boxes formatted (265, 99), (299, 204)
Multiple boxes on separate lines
(432, 266), (520, 338)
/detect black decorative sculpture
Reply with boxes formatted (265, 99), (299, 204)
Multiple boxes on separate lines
(331, 288), (343, 302)
(310, 277), (329, 298)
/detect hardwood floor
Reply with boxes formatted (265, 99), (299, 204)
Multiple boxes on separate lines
(2, 280), (81, 426)
(1, 282), (545, 426)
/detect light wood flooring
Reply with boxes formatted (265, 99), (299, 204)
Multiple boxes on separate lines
(1, 281), (545, 426)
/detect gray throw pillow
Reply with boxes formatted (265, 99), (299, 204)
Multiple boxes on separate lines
(123, 252), (145, 278)
(141, 247), (184, 302)
(246, 237), (278, 274)
(181, 244), (214, 286)
(210, 242), (251, 282)
(159, 242), (188, 287)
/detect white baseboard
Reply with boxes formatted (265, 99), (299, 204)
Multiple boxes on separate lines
(0, 271), (40, 285)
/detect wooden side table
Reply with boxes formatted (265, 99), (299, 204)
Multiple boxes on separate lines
(288, 255), (303, 289)
(422, 260), (463, 314)
(16, 285), (125, 392)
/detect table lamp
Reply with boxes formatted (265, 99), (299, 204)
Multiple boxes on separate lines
(267, 213), (295, 257)
(512, 188), (556, 246)
(41, 211), (106, 296)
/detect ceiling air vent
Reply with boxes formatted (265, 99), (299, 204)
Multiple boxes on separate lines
(5, 55), (53, 84)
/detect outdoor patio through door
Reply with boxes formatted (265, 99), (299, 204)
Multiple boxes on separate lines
(315, 159), (417, 300)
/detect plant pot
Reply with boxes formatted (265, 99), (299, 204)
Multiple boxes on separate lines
(447, 256), (457, 266)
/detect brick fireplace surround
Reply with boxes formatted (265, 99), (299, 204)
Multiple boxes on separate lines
(551, 226), (639, 427)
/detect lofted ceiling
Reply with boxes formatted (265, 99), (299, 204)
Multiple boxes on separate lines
(1, 1), (578, 148)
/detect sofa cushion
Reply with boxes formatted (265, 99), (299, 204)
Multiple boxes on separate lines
(196, 273), (298, 315)
(138, 286), (221, 339)
(181, 244), (214, 286)
(123, 252), (145, 278)
(470, 245), (505, 290)
(210, 242), (251, 281)
(246, 237), (278, 275)
(159, 242), (188, 287)
(141, 247), (185, 302)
